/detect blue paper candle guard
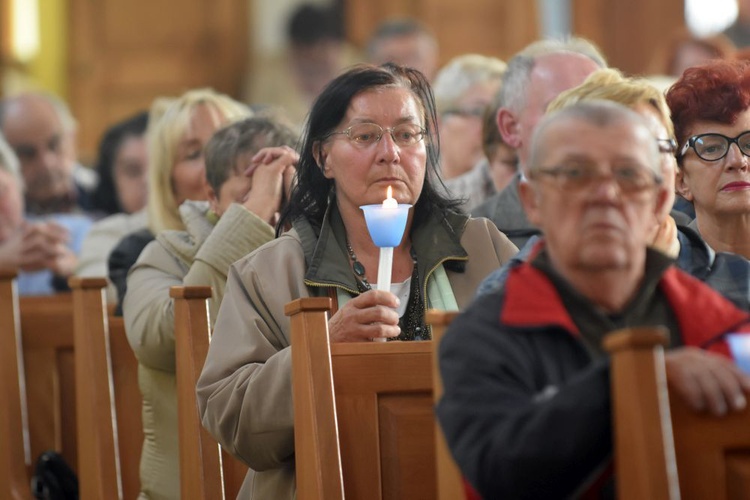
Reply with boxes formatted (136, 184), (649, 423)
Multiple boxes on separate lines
(360, 203), (412, 247)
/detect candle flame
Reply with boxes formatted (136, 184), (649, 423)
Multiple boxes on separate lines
(387, 185), (392, 199)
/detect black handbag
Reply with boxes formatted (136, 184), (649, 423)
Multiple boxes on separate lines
(30, 451), (79, 500)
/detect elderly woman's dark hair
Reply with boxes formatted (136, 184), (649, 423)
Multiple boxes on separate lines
(278, 63), (458, 235)
(91, 110), (149, 215)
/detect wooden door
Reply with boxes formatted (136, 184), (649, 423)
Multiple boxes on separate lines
(573, 0), (685, 75)
(67, 0), (248, 160)
(345, 0), (539, 65)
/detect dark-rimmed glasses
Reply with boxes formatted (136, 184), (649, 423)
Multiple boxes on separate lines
(325, 122), (426, 147)
(530, 164), (662, 194)
(678, 131), (750, 162)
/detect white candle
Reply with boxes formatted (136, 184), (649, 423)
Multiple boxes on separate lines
(376, 247), (393, 294)
(374, 186), (397, 342)
(382, 185), (398, 208)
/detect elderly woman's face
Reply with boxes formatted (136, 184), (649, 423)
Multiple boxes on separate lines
(438, 80), (499, 178)
(677, 108), (750, 219)
(320, 87), (427, 213)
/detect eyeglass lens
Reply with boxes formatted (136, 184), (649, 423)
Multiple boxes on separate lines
(346, 123), (424, 146)
(537, 165), (658, 193)
(692, 132), (750, 161)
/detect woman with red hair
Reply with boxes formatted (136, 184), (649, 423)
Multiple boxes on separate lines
(667, 59), (750, 259)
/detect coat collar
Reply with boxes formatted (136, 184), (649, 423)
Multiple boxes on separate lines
(296, 195), (470, 293)
(501, 242), (750, 354)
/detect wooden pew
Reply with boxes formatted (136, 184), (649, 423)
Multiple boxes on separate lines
(0, 269), (34, 500)
(287, 297), (436, 500)
(605, 327), (750, 499)
(0, 271), (78, 485)
(170, 285), (247, 500)
(69, 277), (142, 500)
(426, 310), (465, 500)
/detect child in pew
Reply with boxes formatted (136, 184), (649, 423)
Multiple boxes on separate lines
(122, 114), (298, 500)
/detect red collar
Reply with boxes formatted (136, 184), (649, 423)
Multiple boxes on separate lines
(501, 259), (750, 356)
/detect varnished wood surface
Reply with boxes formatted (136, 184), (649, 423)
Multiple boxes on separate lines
(426, 310), (465, 500)
(0, 271), (34, 499)
(288, 297), (437, 500)
(70, 277), (143, 500)
(606, 327), (750, 500)
(171, 285), (248, 500)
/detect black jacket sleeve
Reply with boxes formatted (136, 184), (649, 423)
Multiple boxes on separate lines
(107, 228), (155, 316)
(436, 289), (613, 499)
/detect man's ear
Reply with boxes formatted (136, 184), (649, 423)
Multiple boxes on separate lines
(674, 167), (694, 201)
(518, 178), (543, 226)
(497, 108), (522, 149)
(312, 141), (333, 178)
(206, 184), (221, 214)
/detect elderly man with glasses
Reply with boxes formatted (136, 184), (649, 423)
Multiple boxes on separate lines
(436, 101), (750, 499)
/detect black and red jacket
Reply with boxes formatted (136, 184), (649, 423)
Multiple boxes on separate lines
(437, 261), (750, 499)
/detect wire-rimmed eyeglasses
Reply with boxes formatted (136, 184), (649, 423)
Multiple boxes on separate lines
(530, 164), (663, 194)
(324, 122), (427, 147)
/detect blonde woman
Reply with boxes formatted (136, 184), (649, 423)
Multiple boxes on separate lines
(118, 88), (251, 499)
(109, 90), (249, 312)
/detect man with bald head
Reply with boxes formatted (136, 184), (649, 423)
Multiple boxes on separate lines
(0, 92), (93, 293)
(437, 101), (750, 498)
(0, 92), (95, 215)
(472, 38), (605, 247)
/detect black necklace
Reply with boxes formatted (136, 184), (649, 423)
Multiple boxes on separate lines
(345, 241), (430, 341)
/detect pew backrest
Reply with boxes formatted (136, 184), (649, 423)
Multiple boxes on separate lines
(0, 269), (34, 499)
(69, 277), (142, 500)
(171, 285), (248, 500)
(287, 297), (437, 500)
(426, 309), (465, 500)
(605, 327), (750, 500)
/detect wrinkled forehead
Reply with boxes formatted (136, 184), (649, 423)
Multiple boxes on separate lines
(533, 117), (656, 168)
(344, 86), (425, 123)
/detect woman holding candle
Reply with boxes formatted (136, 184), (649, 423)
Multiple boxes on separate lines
(196, 63), (518, 498)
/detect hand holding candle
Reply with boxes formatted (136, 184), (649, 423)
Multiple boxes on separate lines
(360, 186), (412, 342)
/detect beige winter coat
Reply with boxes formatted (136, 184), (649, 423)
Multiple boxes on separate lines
(196, 204), (518, 499)
(123, 201), (275, 500)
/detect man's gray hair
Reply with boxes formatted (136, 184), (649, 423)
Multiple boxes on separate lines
(432, 54), (506, 113)
(498, 37), (607, 115)
(528, 100), (661, 176)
